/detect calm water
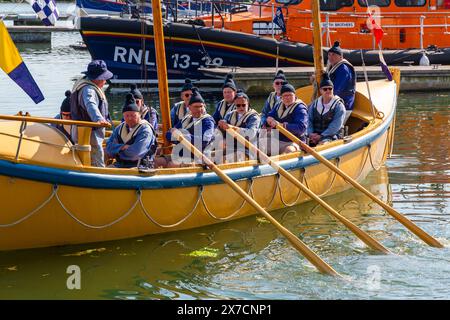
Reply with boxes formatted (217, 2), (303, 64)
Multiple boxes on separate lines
(0, 12), (449, 300)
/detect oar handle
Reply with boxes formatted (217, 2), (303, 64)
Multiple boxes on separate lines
(275, 124), (443, 248)
(173, 129), (340, 276)
(0, 114), (112, 129)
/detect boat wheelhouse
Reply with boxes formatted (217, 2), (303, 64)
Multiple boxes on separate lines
(199, 0), (450, 50)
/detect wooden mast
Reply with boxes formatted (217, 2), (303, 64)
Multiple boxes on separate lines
(311, 0), (325, 87)
(151, 0), (172, 153)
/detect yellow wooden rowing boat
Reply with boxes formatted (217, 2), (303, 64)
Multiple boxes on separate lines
(0, 69), (400, 251)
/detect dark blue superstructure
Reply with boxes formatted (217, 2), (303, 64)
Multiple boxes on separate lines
(80, 17), (313, 84)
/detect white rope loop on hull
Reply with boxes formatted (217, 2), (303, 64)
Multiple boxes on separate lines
(0, 132), (391, 230)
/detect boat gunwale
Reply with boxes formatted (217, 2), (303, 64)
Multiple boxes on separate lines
(0, 96), (396, 189)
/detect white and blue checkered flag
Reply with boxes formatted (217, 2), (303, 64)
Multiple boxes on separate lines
(30, 0), (60, 26)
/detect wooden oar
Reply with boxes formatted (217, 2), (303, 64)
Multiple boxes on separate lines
(173, 130), (340, 276)
(226, 127), (391, 254)
(276, 124), (443, 248)
(0, 114), (111, 128)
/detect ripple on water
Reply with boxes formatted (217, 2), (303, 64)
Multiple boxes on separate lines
(0, 31), (449, 299)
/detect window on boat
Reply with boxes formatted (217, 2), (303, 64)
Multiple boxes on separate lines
(320, 0), (354, 11)
(358, 0), (391, 6)
(394, 0), (426, 6)
(275, 0), (302, 5)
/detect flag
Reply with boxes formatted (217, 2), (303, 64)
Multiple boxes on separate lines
(366, 9), (392, 80)
(273, 7), (286, 33)
(378, 51), (393, 81)
(31, 0), (60, 26)
(0, 21), (45, 104)
(367, 10), (383, 46)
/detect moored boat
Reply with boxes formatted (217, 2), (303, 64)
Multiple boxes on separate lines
(79, 16), (450, 84)
(199, 0), (450, 50)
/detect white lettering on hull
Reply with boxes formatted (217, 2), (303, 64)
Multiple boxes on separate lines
(112, 46), (224, 70)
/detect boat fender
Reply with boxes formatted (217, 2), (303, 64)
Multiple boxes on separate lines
(420, 53), (430, 66)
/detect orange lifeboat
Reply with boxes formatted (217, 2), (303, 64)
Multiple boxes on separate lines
(199, 0), (450, 50)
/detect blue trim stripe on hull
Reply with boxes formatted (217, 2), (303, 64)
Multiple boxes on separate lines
(0, 108), (394, 190)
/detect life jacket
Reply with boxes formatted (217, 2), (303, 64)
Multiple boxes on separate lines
(265, 91), (279, 113)
(327, 58), (355, 81)
(180, 113), (213, 132)
(70, 78), (109, 131)
(327, 59), (356, 98)
(216, 99), (236, 119)
(140, 104), (159, 132)
(276, 99), (305, 122)
(140, 105), (150, 121)
(115, 120), (156, 164)
(227, 109), (259, 128)
(311, 96), (344, 136)
(174, 101), (188, 123)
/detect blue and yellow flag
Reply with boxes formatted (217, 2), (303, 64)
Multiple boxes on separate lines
(0, 20), (44, 104)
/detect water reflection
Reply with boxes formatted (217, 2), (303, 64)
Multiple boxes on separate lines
(389, 92), (450, 184)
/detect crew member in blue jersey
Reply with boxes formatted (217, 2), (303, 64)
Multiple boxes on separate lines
(212, 73), (237, 124)
(262, 83), (308, 155)
(260, 69), (286, 126)
(218, 90), (260, 162)
(308, 73), (346, 146)
(326, 41), (356, 122)
(219, 90), (260, 133)
(106, 94), (156, 168)
(166, 88), (215, 167)
(170, 78), (194, 127)
(71, 60), (113, 167)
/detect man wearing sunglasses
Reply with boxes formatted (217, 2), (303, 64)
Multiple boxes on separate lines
(217, 90), (260, 162)
(260, 69), (286, 127)
(170, 78), (194, 127)
(307, 73), (346, 147)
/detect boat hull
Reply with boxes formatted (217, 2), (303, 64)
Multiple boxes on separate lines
(0, 79), (397, 251)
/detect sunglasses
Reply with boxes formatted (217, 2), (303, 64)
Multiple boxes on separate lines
(274, 81), (283, 85)
(321, 87), (333, 91)
(235, 104), (247, 108)
(184, 93), (192, 98)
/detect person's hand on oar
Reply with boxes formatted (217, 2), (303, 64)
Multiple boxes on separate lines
(217, 120), (230, 131)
